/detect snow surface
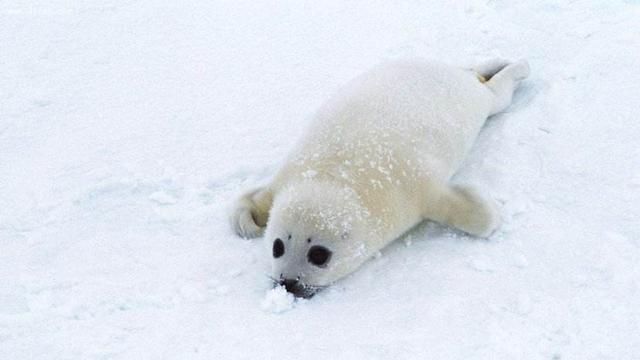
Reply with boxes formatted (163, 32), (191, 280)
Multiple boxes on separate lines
(1, 0), (639, 359)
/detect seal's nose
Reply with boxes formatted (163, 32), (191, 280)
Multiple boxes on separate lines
(279, 278), (300, 293)
(276, 278), (318, 298)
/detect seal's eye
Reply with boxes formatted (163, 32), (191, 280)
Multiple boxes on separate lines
(273, 239), (285, 258)
(307, 246), (332, 267)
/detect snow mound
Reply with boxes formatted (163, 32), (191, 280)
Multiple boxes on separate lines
(260, 286), (295, 314)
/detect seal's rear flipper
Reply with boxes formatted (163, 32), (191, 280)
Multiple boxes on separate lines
(473, 59), (510, 83)
(479, 59), (530, 115)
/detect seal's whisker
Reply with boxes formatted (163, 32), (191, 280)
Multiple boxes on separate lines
(265, 274), (280, 284)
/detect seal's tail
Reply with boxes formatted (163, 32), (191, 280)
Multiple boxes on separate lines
(475, 59), (530, 115)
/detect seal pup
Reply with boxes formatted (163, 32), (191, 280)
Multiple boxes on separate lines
(230, 58), (530, 298)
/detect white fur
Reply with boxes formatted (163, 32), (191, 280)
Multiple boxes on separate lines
(230, 58), (530, 290)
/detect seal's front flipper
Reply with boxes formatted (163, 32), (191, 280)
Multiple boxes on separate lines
(229, 187), (273, 239)
(424, 184), (500, 238)
(482, 59), (530, 115)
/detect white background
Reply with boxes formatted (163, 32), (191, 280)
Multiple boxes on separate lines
(1, 0), (639, 358)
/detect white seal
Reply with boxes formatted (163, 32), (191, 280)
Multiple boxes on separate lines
(230, 58), (530, 297)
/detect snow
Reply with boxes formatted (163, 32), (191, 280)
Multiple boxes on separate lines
(260, 286), (296, 314)
(1, 0), (639, 359)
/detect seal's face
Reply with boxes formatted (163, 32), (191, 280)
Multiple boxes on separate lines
(267, 232), (339, 298)
(265, 219), (371, 298)
(264, 181), (375, 298)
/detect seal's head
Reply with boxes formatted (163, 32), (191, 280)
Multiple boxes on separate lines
(264, 180), (378, 298)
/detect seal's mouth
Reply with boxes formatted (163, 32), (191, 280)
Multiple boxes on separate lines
(268, 276), (325, 299)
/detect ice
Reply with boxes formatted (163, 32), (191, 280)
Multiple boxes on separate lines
(0, 292), (29, 315)
(513, 254), (529, 269)
(148, 191), (178, 205)
(179, 283), (207, 303)
(514, 293), (533, 316)
(468, 255), (495, 273)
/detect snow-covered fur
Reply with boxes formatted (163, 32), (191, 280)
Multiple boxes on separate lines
(230, 58), (530, 296)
